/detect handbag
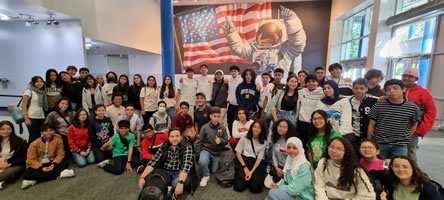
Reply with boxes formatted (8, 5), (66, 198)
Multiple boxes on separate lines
(10, 91), (32, 134)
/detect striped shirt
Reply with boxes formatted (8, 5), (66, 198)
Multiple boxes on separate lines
(369, 100), (419, 144)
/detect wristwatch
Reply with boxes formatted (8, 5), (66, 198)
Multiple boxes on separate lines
(242, 165), (247, 168)
(178, 180), (185, 184)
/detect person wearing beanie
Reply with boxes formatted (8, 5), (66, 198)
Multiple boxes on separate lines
(367, 79), (420, 159)
(325, 63), (353, 96)
(401, 68), (437, 161)
(315, 80), (353, 136)
(97, 119), (139, 175)
(211, 69), (229, 121)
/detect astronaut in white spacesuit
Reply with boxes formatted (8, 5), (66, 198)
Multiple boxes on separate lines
(223, 5), (306, 74)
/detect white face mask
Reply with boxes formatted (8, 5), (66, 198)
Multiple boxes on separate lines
(158, 107), (166, 113)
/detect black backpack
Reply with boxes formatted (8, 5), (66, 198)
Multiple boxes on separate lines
(215, 166), (235, 187)
(138, 172), (172, 200)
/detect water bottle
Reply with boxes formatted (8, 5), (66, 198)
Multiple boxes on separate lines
(224, 160), (230, 169)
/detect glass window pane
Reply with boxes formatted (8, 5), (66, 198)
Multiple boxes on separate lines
(343, 18), (352, 42)
(364, 7), (373, 36)
(349, 39), (360, 59)
(396, 0), (429, 15)
(360, 37), (369, 58)
(341, 44), (347, 60)
(391, 18), (436, 56)
(351, 12), (364, 39)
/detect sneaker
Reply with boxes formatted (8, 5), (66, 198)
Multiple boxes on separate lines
(57, 169), (76, 180)
(200, 176), (210, 187)
(21, 180), (37, 189)
(97, 159), (110, 168)
(137, 165), (145, 174)
(0, 181), (5, 190)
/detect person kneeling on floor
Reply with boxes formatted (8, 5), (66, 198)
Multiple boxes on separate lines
(138, 128), (195, 197)
(97, 120), (139, 174)
(22, 123), (75, 189)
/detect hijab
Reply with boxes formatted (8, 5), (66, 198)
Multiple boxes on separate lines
(320, 80), (340, 105)
(282, 137), (309, 181)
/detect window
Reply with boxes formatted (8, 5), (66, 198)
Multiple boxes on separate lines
(389, 17), (436, 87)
(340, 6), (373, 61)
(395, 0), (431, 15)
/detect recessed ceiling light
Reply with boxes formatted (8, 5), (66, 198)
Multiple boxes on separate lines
(0, 13), (10, 20)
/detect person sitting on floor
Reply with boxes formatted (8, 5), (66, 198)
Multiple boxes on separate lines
(0, 120), (28, 190)
(97, 120), (138, 175)
(136, 124), (168, 174)
(138, 128), (196, 197)
(68, 109), (95, 168)
(21, 123), (75, 189)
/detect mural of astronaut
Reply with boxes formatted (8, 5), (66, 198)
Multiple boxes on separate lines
(223, 5), (306, 74)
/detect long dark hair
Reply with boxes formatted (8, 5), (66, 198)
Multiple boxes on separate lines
(246, 120), (266, 144)
(359, 138), (385, 160)
(388, 155), (430, 193)
(283, 75), (299, 103)
(0, 120), (25, 153)
(322, 137), (373, 193)
(117, 74), (130, 91)
(55, 97), (72, 114)
(106, 71), (118, 83)
(236, 108), (249, 121)
(73, 109), (90, 128)
(30, 76), (45, 87)
(160, 75), (175, 99)
(84, 74), (97, 89)
(271, 119), (298, 143)
(45, 69), (62, 88)
(133, 74), (145, 87)
(308, 110), (334, 144)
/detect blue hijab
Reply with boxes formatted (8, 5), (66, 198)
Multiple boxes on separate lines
(321, 80), (341, 105)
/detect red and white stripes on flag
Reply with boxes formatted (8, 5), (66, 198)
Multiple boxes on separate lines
(179, 3), (272, 69)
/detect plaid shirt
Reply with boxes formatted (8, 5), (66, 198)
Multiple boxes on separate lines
(147, 141), (194, 173)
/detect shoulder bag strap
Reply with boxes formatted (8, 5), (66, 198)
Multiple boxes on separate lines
(57, 111), (71, 126)
(250, 138), (258, 159)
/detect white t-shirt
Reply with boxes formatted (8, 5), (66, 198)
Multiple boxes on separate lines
(158, 86), (177, 108)
(227, 76), (243, 105)
(140, 87), (159, 112)
(105, 105), (126, 128)
(232, 120), (253, 138)
(179, 77), (198, 106)
(235, 136), (266, 159)
(23, 89), (45, 119)
(196, 75), (213, 101)
(259, 83), (274, 109)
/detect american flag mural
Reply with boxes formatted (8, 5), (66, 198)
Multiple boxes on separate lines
(177, 3), (272, 69)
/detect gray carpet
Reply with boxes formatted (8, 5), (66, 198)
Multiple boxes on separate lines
(1, 127), (443, 199)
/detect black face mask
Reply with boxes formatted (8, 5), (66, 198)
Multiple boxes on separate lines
(107, 77), (116, 83)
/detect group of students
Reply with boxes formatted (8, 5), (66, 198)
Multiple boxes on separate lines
(0, 63), (441, 200)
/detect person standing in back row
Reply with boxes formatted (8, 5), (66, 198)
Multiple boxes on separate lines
(176, 68), (198, 118)
(236, 68), (260, 120)
(196, 64), (213, 106)
(227, 65), (243, 135)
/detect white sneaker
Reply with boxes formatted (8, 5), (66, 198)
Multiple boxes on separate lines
(97, 159), (110, 168)
(21, 180), (37, 189)
(200, 176), (210, 187)
(57, 169), (76, 180)
(0, 181), (5, 190)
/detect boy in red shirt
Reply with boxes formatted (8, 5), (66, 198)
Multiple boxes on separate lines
(137, 124), (168, 173)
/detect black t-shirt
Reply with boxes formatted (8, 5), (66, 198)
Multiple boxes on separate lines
(194, 106), (212, 132)
(281, 95), (297, 111)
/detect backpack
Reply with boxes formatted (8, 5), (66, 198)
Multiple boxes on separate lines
(215, 163), (235, 187)
(138, 172), (172, 200)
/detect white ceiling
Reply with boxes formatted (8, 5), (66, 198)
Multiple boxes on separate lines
(0, 0), (74, 21)
(85, 38), (154, 55)
(157, 0), (325, 6)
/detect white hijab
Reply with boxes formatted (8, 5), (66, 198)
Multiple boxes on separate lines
(282, 137), (309, 181)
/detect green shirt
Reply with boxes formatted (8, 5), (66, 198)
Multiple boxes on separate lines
(111, 132), (135, 158)
(393, 184), (420, 200)
(307, 130), (342, 168)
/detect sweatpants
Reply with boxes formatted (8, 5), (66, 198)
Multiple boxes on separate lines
(23, 161), (68, 182)
(233, 155), (266, 193)
(0, 166), (24, 182)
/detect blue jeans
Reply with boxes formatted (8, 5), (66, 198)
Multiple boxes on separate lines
(277, 110), (297, 127)
(199, 150), (220, 177)
(154, 168), (191, 197)
(72, 151), (95, 168)
(266, 189), (302, 200)
(166, 107), (175, 120)
(378, 143), (408, 159)
(104, 156), (128, 175)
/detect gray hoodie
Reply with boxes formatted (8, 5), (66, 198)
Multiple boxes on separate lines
(196, 121), (229, 156)
(149, 111), (171, 133)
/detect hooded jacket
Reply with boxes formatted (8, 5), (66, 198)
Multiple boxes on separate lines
(196, 121), (229, 156)
(406, 84), (437, 137)
(236, 81), (260, 112)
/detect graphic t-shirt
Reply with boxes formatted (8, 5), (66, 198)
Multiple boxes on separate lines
(111, 133), (135, 158)
(307, 130), (342, 168)
(91, 118), (113, 146)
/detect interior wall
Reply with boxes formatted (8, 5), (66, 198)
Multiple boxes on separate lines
(27, 0), (162, 55)
(86, 54), (163, 84)
(0, 19), (85, 107)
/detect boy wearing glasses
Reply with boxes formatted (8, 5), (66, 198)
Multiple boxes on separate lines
(137, 124), (168, 173)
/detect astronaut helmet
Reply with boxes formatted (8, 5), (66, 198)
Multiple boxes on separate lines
(255, 20), (286, 48)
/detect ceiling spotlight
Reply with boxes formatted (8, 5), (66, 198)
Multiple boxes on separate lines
(85, 43), (92, 50)
(0, 13), (10, 21)
(25, 16), (37, 26)
(47, 15), (59, 25)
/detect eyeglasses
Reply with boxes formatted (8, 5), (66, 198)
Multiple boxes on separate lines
(328, 145), (344, 152)
(360, 146), (376, 150)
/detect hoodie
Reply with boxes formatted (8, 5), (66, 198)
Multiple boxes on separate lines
(236, 82), (260, 112)
(196, 121), (229, 156)
(406, 84), (437, 137)
(297, 87), (325, 123)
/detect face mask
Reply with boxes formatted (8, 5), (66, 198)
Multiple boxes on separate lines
(158, 107), (166, 113)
